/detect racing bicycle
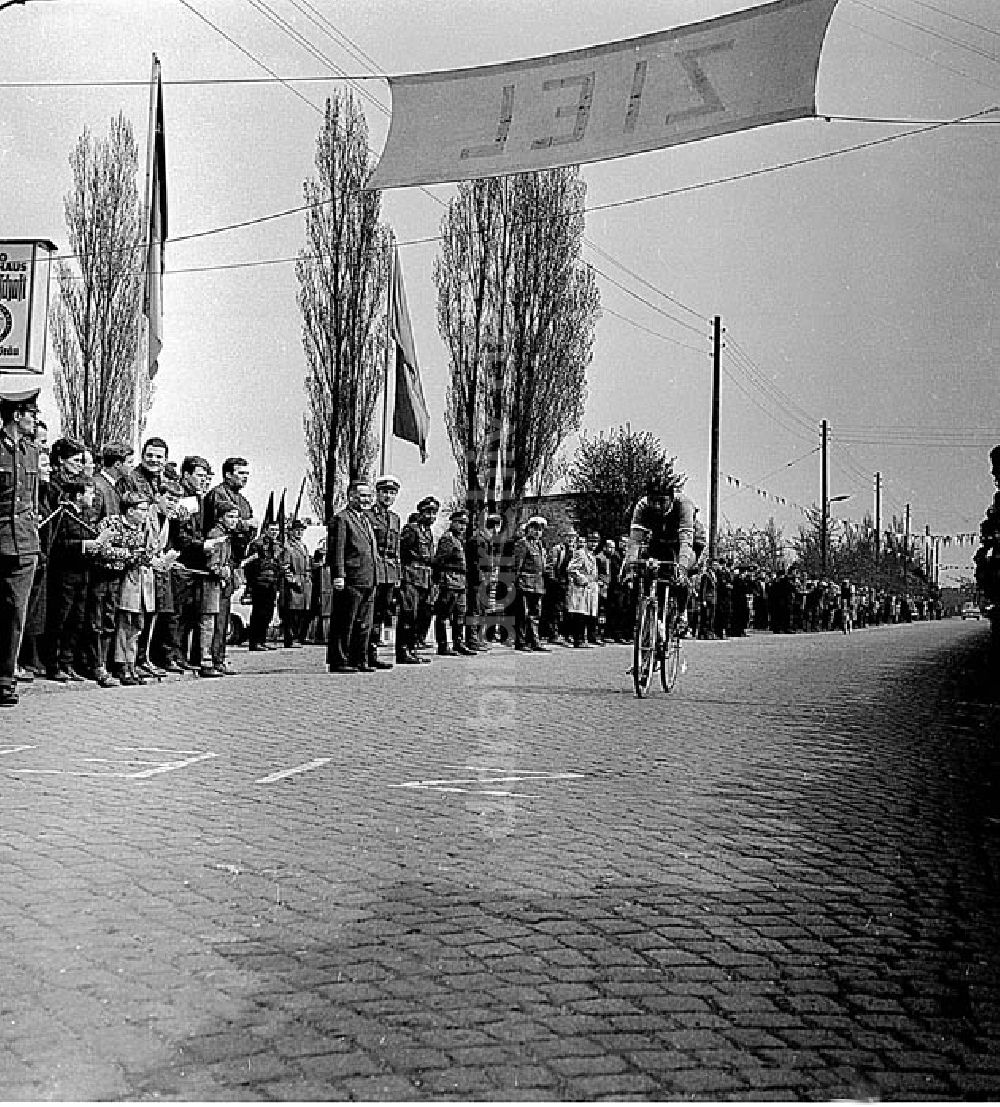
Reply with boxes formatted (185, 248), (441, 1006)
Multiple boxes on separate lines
(631, 558), (684, 698)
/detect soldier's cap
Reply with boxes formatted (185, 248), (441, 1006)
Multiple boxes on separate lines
(526, 515), (548, 529)
(417, 496), (440, 512)
(375, 474), (400, 491)
(289, 518), (307, 531)
(450, 509), (469, 523)
(0, 385), (40, 408)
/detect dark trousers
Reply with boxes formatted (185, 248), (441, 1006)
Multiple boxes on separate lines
(47, 563), (89, 671)
(434, 586), (466, 648)
(83, 570), (119, 673)
(248, 584), (277, 647)
(465, 579), (489, 647)
(327, 583), (374, 669)
(369, 583), (395, 661)
(0, 553), (37, 687)
(515, 589), (543, 647)
(170, 572), (202, 664)
(397, 582), (430, 656)
(281, 607), (308, 646)
(540, 581), (564, 639)
(211, 591), (231, 667)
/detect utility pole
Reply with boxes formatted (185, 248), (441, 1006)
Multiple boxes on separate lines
(708, 315), (722, 562)
(820, 419), (829, 573)
(873, 471), (882, 567)
(903, 502), (911, 592)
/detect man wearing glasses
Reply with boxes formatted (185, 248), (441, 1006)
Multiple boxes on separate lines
(0, 388), (41, 707)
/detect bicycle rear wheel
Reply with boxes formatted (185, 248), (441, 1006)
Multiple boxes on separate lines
(633, 596), (657, 698)
(661, 599), (682, 692)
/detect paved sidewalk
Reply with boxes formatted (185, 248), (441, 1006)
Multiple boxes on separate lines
(1, 621), (998, 1099)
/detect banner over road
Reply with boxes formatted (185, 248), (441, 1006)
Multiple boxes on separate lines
(369, 0), (838, 190)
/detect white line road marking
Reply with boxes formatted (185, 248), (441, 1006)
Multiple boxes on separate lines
(82, 758), (165, 765)
(391, 773), (584, 788)
(255, 758), (331, 785)
(128, 752), (218, 779)
(0, 746), (35, 755)
(390, 770), (584, 795)
(115, 747), (206, 755)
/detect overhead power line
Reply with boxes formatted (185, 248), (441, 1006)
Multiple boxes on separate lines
(850, 0), (1000, 67)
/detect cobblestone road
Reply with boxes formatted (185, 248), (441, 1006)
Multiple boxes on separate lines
(2, 620), (998, 1100)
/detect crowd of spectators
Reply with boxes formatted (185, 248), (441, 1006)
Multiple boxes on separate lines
(0, 385), (951, 709)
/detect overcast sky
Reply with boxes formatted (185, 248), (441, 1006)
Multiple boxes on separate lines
(2, 0), (997, 582)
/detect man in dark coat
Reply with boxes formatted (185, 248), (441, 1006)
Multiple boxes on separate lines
(434, 509), (477, 657)
(280, 518), (312, 647)
(465, 510), (498, 652)
(326, 480), (379, 673)
(397, 497), (437, 664)
(244, 519), (289, 651)
(204, 457), (257, 672)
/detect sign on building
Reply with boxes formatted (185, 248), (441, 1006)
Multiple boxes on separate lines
(0, 239), (57, 375)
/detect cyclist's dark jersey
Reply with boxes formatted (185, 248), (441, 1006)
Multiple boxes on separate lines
(630, 494), (697, 570)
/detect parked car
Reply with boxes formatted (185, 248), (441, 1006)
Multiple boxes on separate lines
(961, 601), (981, 620)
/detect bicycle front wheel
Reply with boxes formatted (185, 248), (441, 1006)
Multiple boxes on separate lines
(661, 599), (682, 692)
(633, 596), (657, 698)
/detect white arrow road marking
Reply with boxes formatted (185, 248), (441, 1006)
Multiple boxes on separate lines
(255, 758), (331, 785)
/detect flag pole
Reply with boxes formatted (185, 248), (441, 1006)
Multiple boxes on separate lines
(380, 243), (395, 476)
(135, 52), (159, 457)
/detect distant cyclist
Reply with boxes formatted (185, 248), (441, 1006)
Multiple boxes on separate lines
(627, 475), (698, 632)
(839, 579), (856, 634)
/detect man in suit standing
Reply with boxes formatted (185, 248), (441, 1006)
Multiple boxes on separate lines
(326, 480), (379, 673)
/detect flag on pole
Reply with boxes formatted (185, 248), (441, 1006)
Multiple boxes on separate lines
(262, 491), (275, 532)
(277, 489), (287, 544)
(145, 56), (168, 379)
(389, 248), (430, 462)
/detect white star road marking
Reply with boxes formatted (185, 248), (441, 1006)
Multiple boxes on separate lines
(2, 747), (217, 778)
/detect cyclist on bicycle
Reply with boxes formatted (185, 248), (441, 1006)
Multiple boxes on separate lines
(627, 475), (698, 631)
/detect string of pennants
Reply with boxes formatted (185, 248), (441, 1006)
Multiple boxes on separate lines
(723, 473), (982, 552)
(723, 474), (810, 514)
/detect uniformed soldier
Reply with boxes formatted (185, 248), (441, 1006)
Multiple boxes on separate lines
(513, 515), (549, 651)
(433, 509), (477, 656)
(396, 496), (438, 664)
(366, 474), (401, 669)
(0, 388), (42, 706)
(464, 510), (499, 652)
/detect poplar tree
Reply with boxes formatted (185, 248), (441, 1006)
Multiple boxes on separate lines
(50, 113), (147, 449)
(297, 91), (390, 520)
(434, 168), (599, 520)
